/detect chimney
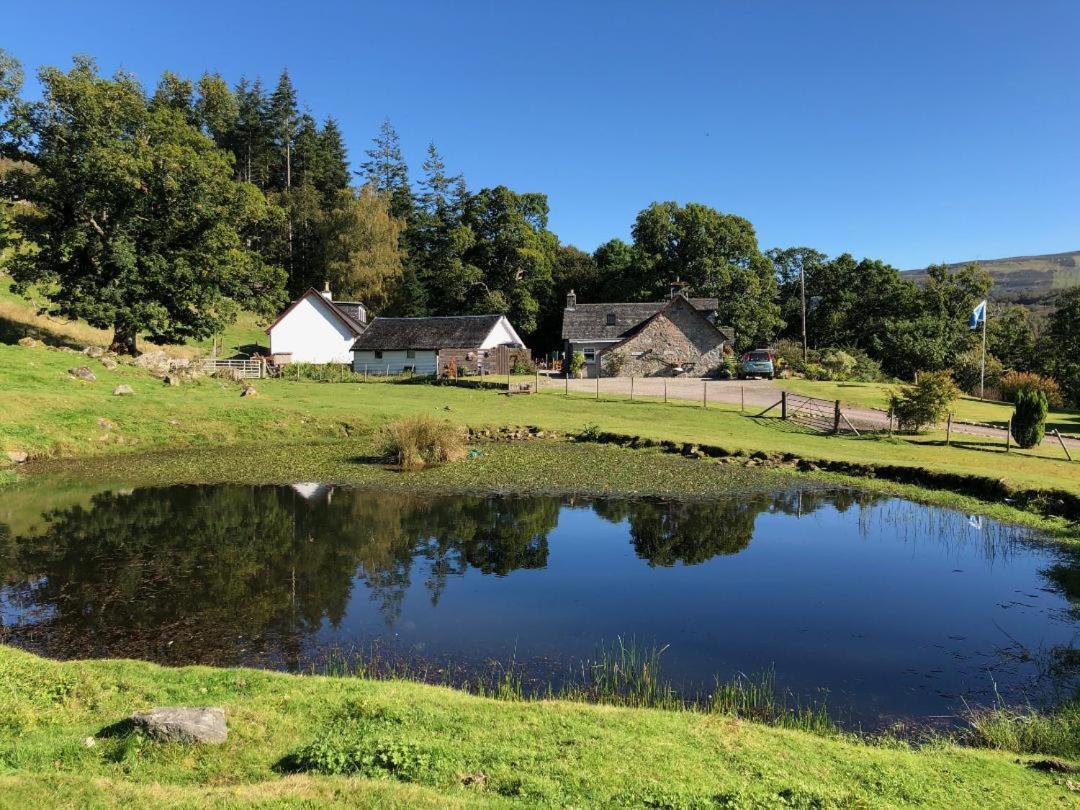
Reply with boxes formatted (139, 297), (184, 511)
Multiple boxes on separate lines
(320, 281), (332, 301)
(670, 277), (689, 300)
(566, 289), (577, 310)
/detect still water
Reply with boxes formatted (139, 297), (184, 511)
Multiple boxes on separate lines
(1, 484), (1077, 727)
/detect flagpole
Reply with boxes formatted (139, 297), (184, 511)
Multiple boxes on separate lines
(980, 302), (987, 400)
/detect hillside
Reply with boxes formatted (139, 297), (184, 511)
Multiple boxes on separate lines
(905, 250), (1080, 310)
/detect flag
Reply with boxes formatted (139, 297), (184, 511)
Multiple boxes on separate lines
(969, 300), (986, 330)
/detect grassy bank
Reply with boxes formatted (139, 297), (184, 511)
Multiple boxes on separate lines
(1, 645), (1076, 808)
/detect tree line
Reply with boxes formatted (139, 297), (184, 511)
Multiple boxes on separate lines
(1, 51), (1078, 405)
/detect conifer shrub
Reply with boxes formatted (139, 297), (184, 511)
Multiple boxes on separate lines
(1011, 387), (1048, 449)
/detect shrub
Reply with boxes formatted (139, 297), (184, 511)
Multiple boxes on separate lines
(802, 362), (828, 381)
(603, 350), (627, 377)
(376, 415), (467, 470)
(1000, 371), (1064, 408)
(849, 349), (886, 383)
(952, 348), (1004, 396)
(718, 353), (738, 380)
(568, 351), (586, 378)
(1011, 387), (1048, 448)
(888, 371), (960, 433)
(510, 355), (536, 374)
(819, 349), (857, 380)
(772, 339), (806, 373)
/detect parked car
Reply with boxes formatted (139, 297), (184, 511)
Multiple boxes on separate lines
(739, 349), (775, 380)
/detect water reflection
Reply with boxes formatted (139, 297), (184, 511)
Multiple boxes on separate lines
(1, 483), (1077, 726)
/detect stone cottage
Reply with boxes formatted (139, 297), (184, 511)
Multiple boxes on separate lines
(561, 283), (732, 377)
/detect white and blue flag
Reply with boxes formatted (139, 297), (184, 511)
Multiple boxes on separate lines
(969, 300), (987, 330)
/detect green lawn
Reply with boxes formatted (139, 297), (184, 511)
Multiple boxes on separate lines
(0, 645), (1074, 808)
(783, 378), (1080, 434)
(2, 342), (1078, 500)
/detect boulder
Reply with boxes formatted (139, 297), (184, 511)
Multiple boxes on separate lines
(163, 374), (181, 386)
(113, 384), (134, 396)
(240, 384), (258, 397)
(130, 707), (227, 745)
(68, 366), (97, 382)
(134, 350), (170, 374)
(100, 357), (118, 370)
(17, 337), (38, 348)
(167, 358), (191, 370)
(214, 367), (244, 382)
(83, 346), (105, 358)
(97, 418), (115, 430)
(5, 450), (28, 464)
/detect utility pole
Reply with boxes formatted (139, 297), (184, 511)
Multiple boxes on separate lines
(800, 258), (808, 365)
(980, 302), (988, 400)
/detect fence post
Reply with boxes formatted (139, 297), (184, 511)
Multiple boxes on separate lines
(596, 374), (600, 400)
(703, 380), (707, 409)
(664, 378), (668, 404)
(781, 391), (788, 420)
(1006, 417), (1012, 453)
(565, 374), (569, 396)
(535, 368), (539, 393)
(945, 412), (952, 446)
(833, 400), (841, 433)
(888, 409), (894, 437)
(1054, 429), (1073, 461)
(630, 375), (634, 402)
(740, 385), (744, 413)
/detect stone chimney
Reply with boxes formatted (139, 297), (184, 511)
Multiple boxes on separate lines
(320, 281), (333, 301)
(566, 289), (577, 310)
(670, 277), (689, 300)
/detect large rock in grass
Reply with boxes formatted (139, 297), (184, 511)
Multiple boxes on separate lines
(133, 350), (170, 374)
(68, 366), (97, 382)
(83, 346), (105, 358)
(131, 707), (227, 744)
(17, 337), (38, 348)
(5, 450), (28, 464)
(100, 357), (118, 370)
(240, 384), (258, 397)
(113, 384), (134, 396)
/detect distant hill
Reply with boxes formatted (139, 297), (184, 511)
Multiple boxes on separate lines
(905, 251), (1080, 312)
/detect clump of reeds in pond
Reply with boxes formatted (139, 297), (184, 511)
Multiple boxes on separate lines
(709, 668), (834, 735)
(376, 414), (467, 470)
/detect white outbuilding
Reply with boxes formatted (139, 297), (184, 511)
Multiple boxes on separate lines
(266, 284), (368, 364)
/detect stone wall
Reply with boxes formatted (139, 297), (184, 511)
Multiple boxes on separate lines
(598, 297), (727, 377)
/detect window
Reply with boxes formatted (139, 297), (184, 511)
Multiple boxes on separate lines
(583, 349), (596, 363)
(374, 350), (383, 359)
(606, 313), (617, 326)
(406, 349), (416, 359)
(403, 365), (415, 374)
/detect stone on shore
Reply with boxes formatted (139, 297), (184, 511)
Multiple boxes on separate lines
(131, 707), (227, 744)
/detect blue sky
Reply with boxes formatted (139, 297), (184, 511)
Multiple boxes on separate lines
(7, 1), (1079, 268)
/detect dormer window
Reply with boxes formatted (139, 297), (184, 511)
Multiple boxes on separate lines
(606, 313), (616, 326)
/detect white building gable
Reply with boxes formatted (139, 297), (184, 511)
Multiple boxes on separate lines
(268, 289), (364, 364)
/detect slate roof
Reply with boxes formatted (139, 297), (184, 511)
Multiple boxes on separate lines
(561, 297), (719, 342)
(603, 295), (731, 352)
(333, 301), (367, 327)
(351, 315), (513, 351)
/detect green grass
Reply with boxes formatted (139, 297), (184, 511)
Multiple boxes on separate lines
(3, 341), (1079, 501)
(0, 644), (1075, 808)
(782, 378), (1080, 435)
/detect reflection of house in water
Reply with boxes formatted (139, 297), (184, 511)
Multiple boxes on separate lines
(290, 482), (334, 504)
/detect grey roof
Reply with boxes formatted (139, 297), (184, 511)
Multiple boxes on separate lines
(561, 297), (719, 342)
(332, 301), (367, 327)
(351, 315), (513, 351)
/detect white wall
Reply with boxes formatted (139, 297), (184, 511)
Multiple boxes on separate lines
(269, 294), (357, 364)
(353, 350), (438, 376)
(481, 317), (524, 349)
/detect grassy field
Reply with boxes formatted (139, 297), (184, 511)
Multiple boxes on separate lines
(783, 378), (1080, 434)
(0, 274), (269, 359)
(1, 644), (1076, 808)
(2, 341), (1078, 500)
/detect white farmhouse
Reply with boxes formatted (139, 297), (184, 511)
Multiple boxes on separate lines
(267, 284), (368, 364)
(351, 314), (526, 376)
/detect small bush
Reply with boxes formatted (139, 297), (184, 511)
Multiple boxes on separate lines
(819, 349), (857, 380)
(951, 348), (1004, 396)
(802, 362), (828, 381)
(1011, 388), (1048, 448)
(848, 349), (886, 382)
(1000, 371), (1064, 408)
(772, 339), (806, 372)
(603, 350), (627, 377)
(889, 371), (960, 433)
(510, 355), (536, 374)
(376, 415), (467, 470)
(717, 353), (738, 380)
(568, 351), (586, 378)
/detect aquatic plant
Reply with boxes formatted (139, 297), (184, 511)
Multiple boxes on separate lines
(376, 414), (467, 469)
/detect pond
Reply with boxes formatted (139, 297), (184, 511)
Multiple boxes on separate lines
(1, 483), (1077, 729)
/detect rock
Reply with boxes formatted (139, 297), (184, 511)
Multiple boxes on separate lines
(97, 418), (115, 430)
(162, 374), (181, 386)
(1027, 758), (1080, 774)
(5, 450), (28, 464)
(82, 736), (95, 748)
(83, 346), (105, 358)
(134, 350), (170, 374)
(240, 384), (258, 397)
(167, 358), (191, 370)
(68, 366), (97, 382)
(113, 384), (134, 396)
(100, 357), (118, 370)
(130, 707), (227, 744)
(17, 337), (38, 347)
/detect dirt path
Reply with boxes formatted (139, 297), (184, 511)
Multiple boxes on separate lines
(535, 375), (1079, 451)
